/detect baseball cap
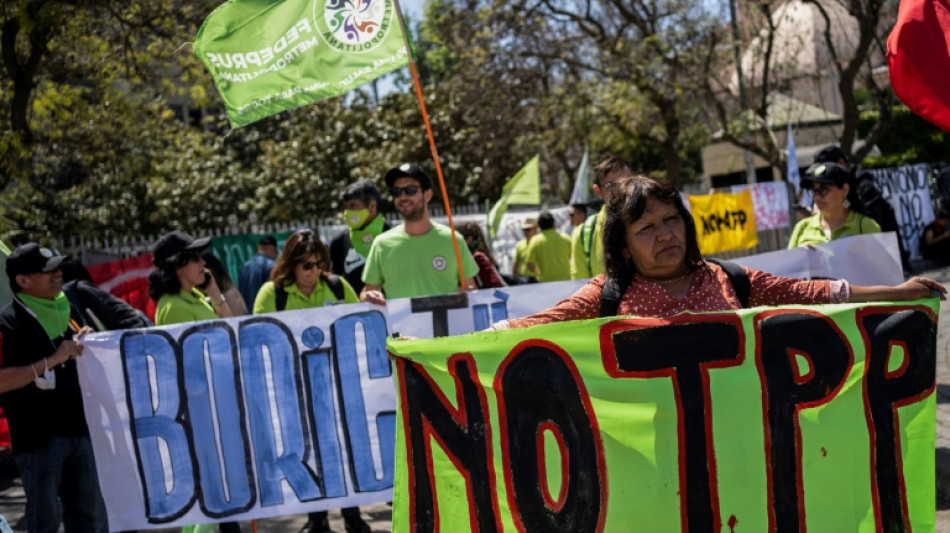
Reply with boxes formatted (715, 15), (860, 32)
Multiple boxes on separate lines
(802, 162), (852, 189)
(384, 163), (432, 190)
(813, 145), (848, 165)
(521, 218), (538, 230)
(6, 243), (66, 278)
(258, 235), (277, 247)
(153, 231), (211, 266)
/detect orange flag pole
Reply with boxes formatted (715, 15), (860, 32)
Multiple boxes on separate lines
(392, 0), (468, 291)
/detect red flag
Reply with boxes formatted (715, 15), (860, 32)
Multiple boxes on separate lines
(887, 0), (950, 131)
(86, 254), (156, 321)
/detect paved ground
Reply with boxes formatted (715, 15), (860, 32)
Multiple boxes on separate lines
(0, 264), (947, 531)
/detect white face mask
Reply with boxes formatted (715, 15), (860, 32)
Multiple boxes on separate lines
(33, 359), (55, 390)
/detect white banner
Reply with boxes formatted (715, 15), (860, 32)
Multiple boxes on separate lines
(77, 234), (901, 530)
(727, 181), (791, 230)
(868, 165), (935, 259)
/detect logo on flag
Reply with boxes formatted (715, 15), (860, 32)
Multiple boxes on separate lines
(318, 0), (395, 53)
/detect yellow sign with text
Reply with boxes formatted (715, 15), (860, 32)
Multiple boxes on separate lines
(689, 190), (758, 254)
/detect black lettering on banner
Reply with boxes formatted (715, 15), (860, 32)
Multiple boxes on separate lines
(410, 293), (469, 337)
(858, 306), (936, 531)
(755, 310), (851, 532)
(496, 340), (606, 533)
(396, 354), (501, 532)
(602, 315), (743, 532)
(701, 211), (749, 237)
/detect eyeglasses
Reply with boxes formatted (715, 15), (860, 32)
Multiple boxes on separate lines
(300, 260), (329, 271)
(813, 184), (835, 196)
(602, 181), (620, 190)
(391, 185), (420, 198)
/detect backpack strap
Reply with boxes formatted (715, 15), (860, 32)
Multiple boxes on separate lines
(599, 271), (632, 318)
(275, 285), (288, 311)
(326, 274), (345, 302)
(582, 213), (598, 273)
(707, 258), (750, 308)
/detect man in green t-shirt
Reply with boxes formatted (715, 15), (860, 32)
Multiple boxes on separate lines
(511, 218), (537, 279)
(360, 164), (478, 304)
(525, 212), (572, 282)
(570, 154), (634, 279)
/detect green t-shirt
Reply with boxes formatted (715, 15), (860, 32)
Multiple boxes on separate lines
(362, 223), (479, 300)
(571, 206), (606, 279)
(787, 210), (882, 248)
(155, 288), (218, 326)
(253, 277), (358, 314)
(513, 239), (531, 277)
(525, 228), (572, 282)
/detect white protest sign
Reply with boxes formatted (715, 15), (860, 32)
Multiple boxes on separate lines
(868, 164), (935, 259)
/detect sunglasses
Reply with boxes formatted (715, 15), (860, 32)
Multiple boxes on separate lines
(300, 260), (329, 271)
(391, 185), (420, 198)
(813, 183), (835, 196)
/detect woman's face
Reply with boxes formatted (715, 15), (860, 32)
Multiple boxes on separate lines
(623, 198), (688, 278)
(294, 253), (325, 289)
(813, 182), (848, 213)
(175, 251), (206, 290)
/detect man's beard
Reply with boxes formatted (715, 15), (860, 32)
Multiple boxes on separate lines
(400, 202), (426, 222)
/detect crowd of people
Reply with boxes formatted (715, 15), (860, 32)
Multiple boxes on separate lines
(0, 148), (944, 532)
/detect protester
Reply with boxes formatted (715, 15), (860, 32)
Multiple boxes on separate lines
(494, 176), (944, 329)
(511, 218), (538, 281)
(148, 231), (233, 325)
(251, 229), (364, 533)
(253, 229), (358, 313)
(202, 252), (248, 315)
(60, 258), (152, 330)
(922, 210), (950, 264)
(525, 212), (572, 282)
(329, 179), (391, 295)
(569, 203), (588, 227)
(0, 243), (108, 532)
(571, 154), (634, 279)
(238, 235), (278, 307)
(787, 162), (881, 248)
(458, 222), (506, 288)
(360, 164), (479, 305)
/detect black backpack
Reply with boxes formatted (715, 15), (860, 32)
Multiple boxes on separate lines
(599, 259), (750, 317)
(274, 274), (345, 311)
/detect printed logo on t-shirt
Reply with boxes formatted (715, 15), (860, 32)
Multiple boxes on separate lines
(361, 233), (374, 244)
(432, 256), (447, 271)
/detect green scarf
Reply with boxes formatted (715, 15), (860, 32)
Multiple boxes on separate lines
(350, 215), (386, 257)
(19, 292), (71, 340)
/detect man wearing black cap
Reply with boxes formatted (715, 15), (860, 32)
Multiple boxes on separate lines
(0, 243), (108, 532)
(360, 163), (479, 305)
(238, 235), (278, 307)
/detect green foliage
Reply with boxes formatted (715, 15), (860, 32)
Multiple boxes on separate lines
(859, 106), (950, 168)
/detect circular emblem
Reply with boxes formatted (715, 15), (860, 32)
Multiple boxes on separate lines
(431, 256), (447, 271)
(40, 248), (54, 258)
(316, 0), (394, 53)
(361, 233), (374, 244)
(347, 213), (361, 224)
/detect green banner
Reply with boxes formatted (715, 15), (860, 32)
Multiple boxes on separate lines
(389, 301), (938, 531)
(209, 231), (293, 284)
(194, 0), (409, 127)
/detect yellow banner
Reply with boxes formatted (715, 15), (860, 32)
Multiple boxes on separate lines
(689, 190), (758, 254)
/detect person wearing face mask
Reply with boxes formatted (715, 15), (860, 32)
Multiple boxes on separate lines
(0, 243), (106, 533)
(329, 180), (391, 295)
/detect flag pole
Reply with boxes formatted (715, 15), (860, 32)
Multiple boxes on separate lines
(392, 0), (468, 291)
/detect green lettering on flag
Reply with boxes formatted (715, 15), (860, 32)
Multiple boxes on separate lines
(488, 155), (541, 238)
(194, 0), (409, 128)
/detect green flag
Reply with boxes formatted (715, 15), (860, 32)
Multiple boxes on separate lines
(488, 155), (541, 238)
(194, 0), (410, 128)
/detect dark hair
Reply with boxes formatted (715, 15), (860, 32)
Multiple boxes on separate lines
(258, 235), (277, 247)
(593, 154), (633, 186)
(457, 222), (499, 268)
(538, 212), (555, 230)
(59, 258), (94, 284)
(603, 175), (703, 278)
(270, 229), (331, 288)
(148, 242), (201, 301)
(202, 252), (235, 292)
(341, 179), (382, 207)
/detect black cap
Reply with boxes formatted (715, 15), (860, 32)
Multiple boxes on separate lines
(6, 243), (66, 278)
(814, 145), (848, 165)
(802, 162), (852, 189)
(153, 231), (211, 266)
(258, 235), (277, 247)
(384, 163), (432, 190)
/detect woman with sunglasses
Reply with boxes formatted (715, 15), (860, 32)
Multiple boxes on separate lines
(788, 162), (880, 248)
(252, 229), (358, 314)
(251, 229), (367, 533)
(148, 231), (233, 326)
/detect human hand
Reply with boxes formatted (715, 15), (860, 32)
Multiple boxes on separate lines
(896, 276), (947, 301)
(361, 290), (387, 306)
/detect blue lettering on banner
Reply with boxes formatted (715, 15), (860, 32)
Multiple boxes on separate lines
(303, 328), (347, 499)
(472, 290), (510, 331)
(122, 331), (197, 523)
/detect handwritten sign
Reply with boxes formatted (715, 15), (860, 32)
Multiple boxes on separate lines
(868, 165), (935, 259)
(689, 190), (758, 254)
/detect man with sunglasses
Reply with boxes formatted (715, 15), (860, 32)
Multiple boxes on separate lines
(360, 164), (479, 305)
(571, 154), (634, 279)
(0, 243), (107, 532)
(329, 179), (391, 295)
